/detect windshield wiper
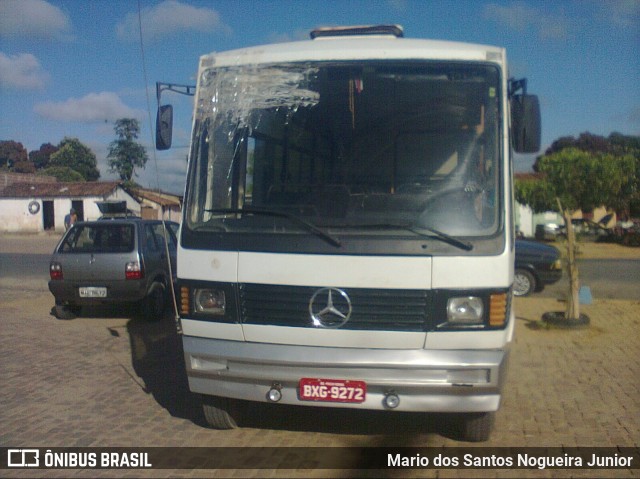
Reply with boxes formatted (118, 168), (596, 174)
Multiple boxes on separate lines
(331, 223), (473, 251)
(205, 208), (342, 248)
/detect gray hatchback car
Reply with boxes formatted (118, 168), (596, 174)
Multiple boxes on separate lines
(48, 218), (178, 320)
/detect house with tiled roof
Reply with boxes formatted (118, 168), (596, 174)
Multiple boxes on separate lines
(126, 187), (182, 223)
(0, 180), (139, 233)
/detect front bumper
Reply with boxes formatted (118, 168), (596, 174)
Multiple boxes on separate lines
(538, 268), (562, 288)
(183, 336), (510, 413)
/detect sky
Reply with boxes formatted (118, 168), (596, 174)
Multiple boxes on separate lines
(1, 0), (638, 195)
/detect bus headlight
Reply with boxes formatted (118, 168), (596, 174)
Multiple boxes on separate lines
(446, 296), (484, 325)
(194, 289), (226, 315)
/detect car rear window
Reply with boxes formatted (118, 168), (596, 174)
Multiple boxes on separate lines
(60, 224), (135, 253)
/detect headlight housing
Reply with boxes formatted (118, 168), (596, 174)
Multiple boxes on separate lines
(446, 296), (484, 325)
(194, 289), (226, 315)
(179, 282), (238, 323)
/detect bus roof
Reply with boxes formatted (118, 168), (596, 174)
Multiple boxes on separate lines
(199, 30), (505, 70)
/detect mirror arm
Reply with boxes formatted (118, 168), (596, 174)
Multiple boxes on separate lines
(156, 82), (195, 105)
(508, 78), (527, 98)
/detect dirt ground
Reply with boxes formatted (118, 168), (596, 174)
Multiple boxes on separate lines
(0, 231), (64, 254)
(557, 238), (640, 260)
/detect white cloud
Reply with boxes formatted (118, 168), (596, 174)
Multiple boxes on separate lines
(116, 0), (230, 42)
(483, 2), (569, 40)
(0, 0), (72, 41)
(34, 92), (144, 123)
(136, 153), (188, 194)
(0, 52), (49, 90)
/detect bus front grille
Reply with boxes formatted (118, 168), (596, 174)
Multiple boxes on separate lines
(239, 284), (430, 331)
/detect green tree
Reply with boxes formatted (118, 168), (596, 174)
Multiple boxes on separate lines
(0, 140), (29, 169)
(107, 118), (148, 181)
(514, 175), (556, 214)
(608, 132), (640, 153)
(607, 134), (640, 218)
(29, 143), (58, 170)
(516, 147), (637, 323)
(533, 133), (640, 217)
(39, 166), (85, 182)
(540, 132), (611, 159)
(49, 138), (100, 181)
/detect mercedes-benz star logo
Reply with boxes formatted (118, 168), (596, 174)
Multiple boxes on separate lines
(309, 287), (352, 328)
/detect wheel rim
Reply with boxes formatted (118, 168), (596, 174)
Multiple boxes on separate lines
(513, 273), (531, 296)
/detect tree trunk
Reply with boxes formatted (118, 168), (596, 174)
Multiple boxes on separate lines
(559, 202), (580, 320)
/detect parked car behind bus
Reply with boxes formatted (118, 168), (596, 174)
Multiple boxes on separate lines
(48, 218), (178, 320)
(514, 239), (562, 296)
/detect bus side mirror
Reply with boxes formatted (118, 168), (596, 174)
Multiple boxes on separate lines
(156, 104), (173, 150)
(511, 94), (541, 153)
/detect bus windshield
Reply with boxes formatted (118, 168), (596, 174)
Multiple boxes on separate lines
(184, 61), (503, 252)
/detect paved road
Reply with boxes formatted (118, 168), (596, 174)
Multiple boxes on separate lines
(1, 258), (639, 477)
(538, 259), (640, 300)
(0, 253), (50, 277)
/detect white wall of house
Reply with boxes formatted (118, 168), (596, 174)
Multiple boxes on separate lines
(515, 203), (534, 237)
(0, 188), (140, 233)
(49, 192), (140, 232)
(0, 199), (43, 233)
(0, 198), (74, 233)
(107, 189), (140, 216)
(515, 202), (564, 238)
(77, 191), (140, 223)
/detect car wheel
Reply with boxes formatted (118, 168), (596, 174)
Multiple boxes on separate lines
(513, 268), (536, 297)
(54, 302), (79, 320)
(141, 282), (166, 321)
(453, 412), (494, 442)
(201, 395), (241, 429)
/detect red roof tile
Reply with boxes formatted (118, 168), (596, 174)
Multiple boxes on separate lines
(0, 181), (121, 198)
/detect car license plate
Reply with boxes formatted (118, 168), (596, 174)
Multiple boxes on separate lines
(299, 378), (366, 403)
(79, 287), (107, 298)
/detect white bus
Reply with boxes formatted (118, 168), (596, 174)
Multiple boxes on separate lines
(157, 25), (540, 441)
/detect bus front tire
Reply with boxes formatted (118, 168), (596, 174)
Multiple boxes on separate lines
(201, 395), (241, 429)
(455, 412), (494, 442)
(140, 282), (166, 321)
